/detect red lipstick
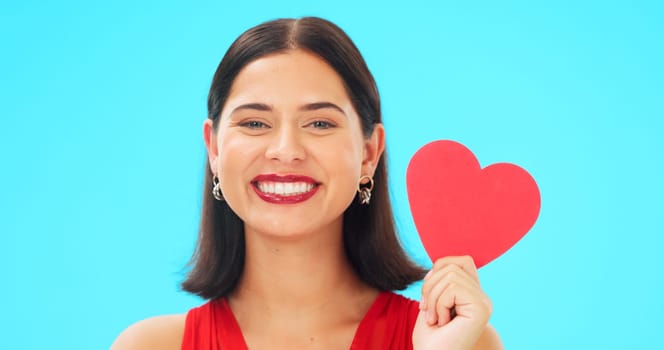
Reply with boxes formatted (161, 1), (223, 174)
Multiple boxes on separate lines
(251, 174), (320, 204)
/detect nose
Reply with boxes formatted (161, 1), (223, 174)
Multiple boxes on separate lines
(264, 125), (306, 163)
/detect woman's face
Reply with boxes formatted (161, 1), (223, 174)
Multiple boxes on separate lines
(204, 49), (384, 238)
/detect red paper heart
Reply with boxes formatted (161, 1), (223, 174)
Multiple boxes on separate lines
(406, 140), (541, 268)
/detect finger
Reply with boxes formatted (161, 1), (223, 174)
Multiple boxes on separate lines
(421, 264), (455, 309)
(429, 255), (480, 285)
(429, 256), (479, 283)
(421, 263), (479, 310)
(433, 273), (481, 327)
(424, 271), (450, 325)
(423, 266), (479, 325)
(441, 285), (493, 328)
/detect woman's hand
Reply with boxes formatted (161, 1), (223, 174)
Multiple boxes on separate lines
(412, 256), (496, 350)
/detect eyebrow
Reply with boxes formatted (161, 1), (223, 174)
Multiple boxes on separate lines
(230, 102), (346, 116)
(300, 102), (346, 116)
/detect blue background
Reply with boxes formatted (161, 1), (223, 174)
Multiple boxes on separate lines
(2, 1), (662, 349)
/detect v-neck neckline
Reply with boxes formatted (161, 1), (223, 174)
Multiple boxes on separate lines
(216, 291), (390, 349)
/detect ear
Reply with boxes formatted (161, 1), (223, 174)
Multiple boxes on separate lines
(203, 119), (219, 172)
(361, 123), (385, 179)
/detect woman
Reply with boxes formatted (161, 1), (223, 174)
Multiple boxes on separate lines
(112, 17), (502, 350)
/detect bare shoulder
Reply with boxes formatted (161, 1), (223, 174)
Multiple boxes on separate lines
(472, 324), (504, 350)
(110, 314), (186, 350)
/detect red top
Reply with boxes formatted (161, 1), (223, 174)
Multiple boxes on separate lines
(181, 291), (420, 350)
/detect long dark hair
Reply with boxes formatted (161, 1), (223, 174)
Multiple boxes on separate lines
(182, 17), (425, 300)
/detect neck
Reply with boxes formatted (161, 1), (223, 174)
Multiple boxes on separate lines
(230, 221), (374, 315)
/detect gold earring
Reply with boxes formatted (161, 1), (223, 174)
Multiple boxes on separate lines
(212, 175), (224, 201)
(357, 175), (374, 205)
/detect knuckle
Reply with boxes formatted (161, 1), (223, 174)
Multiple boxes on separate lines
(433, 258), (447, 270)
(421, 282), (432, 295)
(446, 269), (459, 280)
(445, 280), (457, 291)
(443, 264), (462, 277)
(482, 295), (493, 314)
(420, 277), (430, 290)
(444, 264), (456, 274)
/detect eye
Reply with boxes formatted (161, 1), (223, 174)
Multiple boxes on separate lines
(308, 120), (335, 129)
(240, 120), (269, 129)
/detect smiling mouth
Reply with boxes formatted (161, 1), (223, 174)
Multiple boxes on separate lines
(255, 181), (316, 196)
(251, 174), (320, 204)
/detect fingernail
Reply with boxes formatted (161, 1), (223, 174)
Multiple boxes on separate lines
(424, 270), (432, 280)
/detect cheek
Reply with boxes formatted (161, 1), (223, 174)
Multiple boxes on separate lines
(217, 133), (261, 168)
(215, 135), (263, 215)
(319, 141), (364, 184)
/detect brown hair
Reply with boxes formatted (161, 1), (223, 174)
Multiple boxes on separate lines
(182, 17), (425, 300)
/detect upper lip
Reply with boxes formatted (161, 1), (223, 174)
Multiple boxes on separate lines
(252, 174), (319, 184)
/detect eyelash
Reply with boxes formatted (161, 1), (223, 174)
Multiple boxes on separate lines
(238, 120), (336, 130)
(240, 120), (269, 129)
(308, 120), (336, 129)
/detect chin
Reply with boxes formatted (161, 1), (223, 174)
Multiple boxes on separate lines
(243, 217), (340, 242)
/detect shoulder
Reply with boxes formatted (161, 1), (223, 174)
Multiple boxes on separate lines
(472, 324), (504, 350)
(385, 291), (419, 308)
(110, 314), (186, 350)
(386, 291), (420, 315)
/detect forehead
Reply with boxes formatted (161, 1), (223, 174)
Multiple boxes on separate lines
(225, 49), (351, 109)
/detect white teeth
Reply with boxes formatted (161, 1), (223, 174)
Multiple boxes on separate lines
(256, 181), (315, 196)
